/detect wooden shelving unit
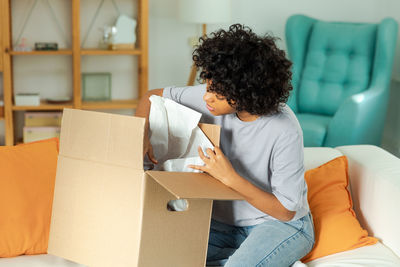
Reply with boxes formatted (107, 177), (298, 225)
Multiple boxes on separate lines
(9, 49), (73, 55)
(82, 99), (138, 110)
(0, 1), (4, 124)
(1, 0), (148, 145)
(11, 100), (74, 111)
(80, 49), (142, 56)
(0, 0), (3, 72)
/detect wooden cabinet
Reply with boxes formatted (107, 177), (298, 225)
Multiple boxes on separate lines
(1, 0), (148, 145)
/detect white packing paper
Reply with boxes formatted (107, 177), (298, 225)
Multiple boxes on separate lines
(148, 95), (215, 211)
(148, 95), (213, 171)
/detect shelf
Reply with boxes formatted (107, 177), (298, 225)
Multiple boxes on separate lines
(2, 0), (148, 146)
(82, 99), (138, 110)
(9, 49), (73, 56)
(11, 100), (138, 111)
(80, 49), (142, 56)
(12, 100), (74, 110)
(10, 49), (142, 56)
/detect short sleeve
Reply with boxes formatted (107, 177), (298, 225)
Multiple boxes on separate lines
(270, 130), (306, 212)
(163, 84), (213, 122)
(163, 84), (204, 107)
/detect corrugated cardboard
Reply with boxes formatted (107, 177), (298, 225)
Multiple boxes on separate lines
(48, 108), (243, 267)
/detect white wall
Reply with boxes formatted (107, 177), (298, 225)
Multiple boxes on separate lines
(2, 0), (400, 151)
(149, 0), (400, 157)
(149, 0), (400, 89)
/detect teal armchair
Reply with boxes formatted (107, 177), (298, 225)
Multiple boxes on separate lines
(285, 15), (398, 147)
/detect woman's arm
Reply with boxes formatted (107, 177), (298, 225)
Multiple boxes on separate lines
(189, 146), (296, 222)
(135, 89), (164, 163)
(227, 172), (296, 222)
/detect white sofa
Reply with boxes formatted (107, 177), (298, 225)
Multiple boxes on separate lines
(1, 145), (399, 266)
(302, 145), (400, 267)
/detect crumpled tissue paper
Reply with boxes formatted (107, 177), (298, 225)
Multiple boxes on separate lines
(147, 95), (213, 172)
(147, 95), (214, 210)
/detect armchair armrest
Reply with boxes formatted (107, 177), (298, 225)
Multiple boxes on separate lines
(336, 145), (400, 257)
(324, 18), (397, 147)
(325, 86), (388, 146)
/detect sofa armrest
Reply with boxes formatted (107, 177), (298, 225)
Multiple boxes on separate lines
(303, 147), (342, 170)
(336, 145), (400, 257)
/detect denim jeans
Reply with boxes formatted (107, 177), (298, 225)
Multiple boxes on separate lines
(207, 213), (315, 267)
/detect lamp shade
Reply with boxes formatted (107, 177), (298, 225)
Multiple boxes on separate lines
(179, 0), (231, 24)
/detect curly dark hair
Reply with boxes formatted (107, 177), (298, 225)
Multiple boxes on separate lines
(193, 24), (293, 115)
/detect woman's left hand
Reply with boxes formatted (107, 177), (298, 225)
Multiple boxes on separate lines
(189, 146), (238, 187)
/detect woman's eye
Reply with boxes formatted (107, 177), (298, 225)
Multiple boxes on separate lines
(216, 96), (226, 100)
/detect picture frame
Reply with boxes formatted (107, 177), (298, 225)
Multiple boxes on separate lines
(81, 72), (112, 101)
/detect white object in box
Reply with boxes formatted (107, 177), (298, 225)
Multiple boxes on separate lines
(48, 108), (242, 267)
(23, 126), (60, 143)
(15, 93), (40, 106)
(25, 112), (63, 127)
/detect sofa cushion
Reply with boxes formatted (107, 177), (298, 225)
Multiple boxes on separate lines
(307, 242), (400, 267)
(296, 113), (331, 147)
(302, 156), (377, 262)
(0, 138), (58, 257)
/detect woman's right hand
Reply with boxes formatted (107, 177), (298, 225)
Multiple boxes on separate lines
(144, 136), (158, 164)
(135, 88), (163, 165)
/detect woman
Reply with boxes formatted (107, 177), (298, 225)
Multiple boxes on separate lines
(135, 24), (314, 267)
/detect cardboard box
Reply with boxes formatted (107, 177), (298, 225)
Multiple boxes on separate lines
(48, 108), (243, 267)
(25, 112), (62, 126)
(23, 126), (61, 143)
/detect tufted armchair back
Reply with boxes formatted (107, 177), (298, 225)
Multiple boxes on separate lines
(299, 22), (376, 116)
(286, 15), (398, 147)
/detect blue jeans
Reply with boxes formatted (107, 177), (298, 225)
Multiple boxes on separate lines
(207, 213), (315, 267)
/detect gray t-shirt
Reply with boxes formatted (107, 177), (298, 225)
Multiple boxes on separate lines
(163, 84), (309, 226)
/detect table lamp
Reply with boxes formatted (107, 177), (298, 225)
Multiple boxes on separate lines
(179, 0), (231, 85)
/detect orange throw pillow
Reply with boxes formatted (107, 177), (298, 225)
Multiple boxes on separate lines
(302, 156), (378, 262)
(0, 138), (59, 257)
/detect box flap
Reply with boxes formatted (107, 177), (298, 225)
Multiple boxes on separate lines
(146, 171), (244, 200)
(198, 123), (220, 147)
(60, 108), (145, 170)
(48, 155), (144, 267)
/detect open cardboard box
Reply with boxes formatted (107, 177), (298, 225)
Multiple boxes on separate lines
(48, 108), (243, 267)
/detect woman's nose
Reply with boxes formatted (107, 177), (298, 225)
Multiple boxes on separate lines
(203, 92), (214, 102)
